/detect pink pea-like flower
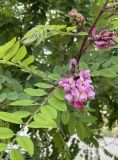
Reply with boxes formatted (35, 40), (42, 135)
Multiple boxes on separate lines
(92, 28), (116, 49)
(59, 69), (95, 110)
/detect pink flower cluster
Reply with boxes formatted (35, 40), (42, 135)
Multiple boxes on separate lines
(59, 70), (95, 109)
(92, 28), (116, 49)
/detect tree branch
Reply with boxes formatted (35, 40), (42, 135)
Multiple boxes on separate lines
(76, 0), (109, 63)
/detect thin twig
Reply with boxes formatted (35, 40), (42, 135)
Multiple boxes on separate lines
(76, 0), (110, 63)
(23, 86), (58, 127)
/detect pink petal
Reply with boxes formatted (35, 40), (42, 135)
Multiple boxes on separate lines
(73, 88), (80, 99)
(92, 28), (97, 36)
(79, 70), (91, 80)
(72, 101), (84, 109)
(86, 88), (95, 99)
(94, 41), (108, 47)
(79, 92), (87, 101)
(64, 84), (71, 92)
(99, 30), (108, 35)
(108, 32), (116, 37)
(66, 94), (73, 102)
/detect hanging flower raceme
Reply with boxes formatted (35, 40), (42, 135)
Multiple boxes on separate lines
(59, 59), (95, 109)
(92, 28), (117, 49)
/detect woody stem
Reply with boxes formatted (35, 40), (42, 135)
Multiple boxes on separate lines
(76, 0), (109, 64)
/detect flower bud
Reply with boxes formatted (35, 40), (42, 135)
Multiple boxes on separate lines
(70, 58), (77, 71)
(68, 9), (85, 26)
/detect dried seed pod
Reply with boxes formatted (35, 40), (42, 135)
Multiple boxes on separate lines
(68, 9), (85, 26)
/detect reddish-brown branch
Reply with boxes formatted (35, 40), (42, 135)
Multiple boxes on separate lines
(76, 0), (109, 63)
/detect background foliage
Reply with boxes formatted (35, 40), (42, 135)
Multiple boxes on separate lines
(0, 0), (118, 159)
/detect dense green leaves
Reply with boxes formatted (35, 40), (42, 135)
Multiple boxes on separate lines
(0, 38), (36, 74)
(0, 0), (118, 159)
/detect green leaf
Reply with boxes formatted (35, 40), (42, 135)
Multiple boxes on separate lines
(90, 137), (99, 148)
(76, 121), (91, 140)
(0, 93), (7, 102)
(24, 88), (47, 96)
(16, 136), (34, 156)
(66, 26), (77, 32)
(48, 96), (67, 111)
(7, 92), (18, 100)
(80, 115), (97, 123)
(61, 111), (69, 125)
(110, 65), (118, 73)
(35, 30), (47, 46)
(22, 25), (66, 44)
(0, 84), (2, 90)
(79, 62), (88, 70)
(0, 143), (7, 152)
(0, 127), (14, 139)
(3, 41), (20, 61)
(34, 82), (53, 89)
(12, 46), (27, 63)
(68, 115), (76, 135)
(13, 111), (31, 118)
(10, 100), (36, 106)
(0, 112), (23, 124)
(28, 119), (57, 128)
(110, 57), (118, 65)
(10, 149), (24, 160)
(0, 37), (16, 59)
(99, 68), (117, 77)
(20, 55), (34, 67)
(90, 62), (100, 71)
(48, 74), (61, 80)
(78, 32), (88, 36)
(54, 88), (65, 100)
(33, 113), (57, 127)
(41, 105), (57, 119)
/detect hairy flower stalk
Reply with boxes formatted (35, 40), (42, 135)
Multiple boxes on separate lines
(59, 59), (95, 109)
(92, 28), (117, 49)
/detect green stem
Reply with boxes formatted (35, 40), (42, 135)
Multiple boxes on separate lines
(23, 86), (58, 127)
